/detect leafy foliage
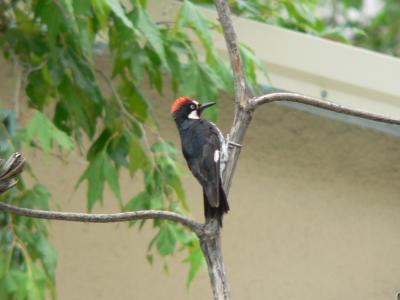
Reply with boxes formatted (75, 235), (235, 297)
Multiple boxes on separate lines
(340, 0), (400, 57)
(0, 0), (352, 298)
(192, 0), (353, 43)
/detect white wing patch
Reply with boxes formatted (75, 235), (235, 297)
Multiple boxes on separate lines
(214, 150), (220, 162)
(188, 110), (200, 119)
(209, 121), (224, 145)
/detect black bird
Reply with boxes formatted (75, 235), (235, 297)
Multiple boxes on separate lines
(171, 97), (229, 226)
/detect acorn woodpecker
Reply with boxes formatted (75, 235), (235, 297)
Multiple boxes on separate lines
(171, 97), (229, 226)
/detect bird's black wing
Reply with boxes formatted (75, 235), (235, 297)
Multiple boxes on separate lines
(187, 121), (221, 208)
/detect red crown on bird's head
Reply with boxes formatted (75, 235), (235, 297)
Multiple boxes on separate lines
(171, 96), (195, 114)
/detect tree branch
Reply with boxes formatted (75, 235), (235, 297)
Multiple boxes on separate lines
(0, 152), (203, 234)
(0, 202), (204, 235)
(214, 0), (252, 196)
(251, 92), (400, 125)
(213, 0), (247, 113)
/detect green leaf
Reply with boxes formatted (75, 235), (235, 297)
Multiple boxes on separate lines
(25, 111), (74, 154)
(77, 151), (123, 211)
(103, 152), (123, 207)
(87, 129), (112, 161)
(149, 194), (163, 210)
(239, 43), (270, 94)
(165, 54), (180, 92)
(121, 83), (149, 123)
(155, 224), (177, 256)
(179, 61), (220, 121)
(124, 191), (149, 211)
(60, 50), (102, 103)
(183, 243), (206, 287)
(1, 270), (26, 294)
(105, 0), (134, 29)
(36, 1), (64, 48)
(166, 173), (185, 204)
(135, 7), (168, 69)
(128, 136), (149, 176)
(282, 1), (313, 28)
(18, 184), (51, 210)
(92, 0), (111, 29)
(177, 0), (213, 53)
(107, 133), (129, 167)
(30, 265), (47, 300)
(77, 18), (94, 63)
(26, 70), (52, 110)
(208, 56), (234, 95)
(146, 253), (153, 265)
(58, 77), (101, 138)
(36, 236), (57, 280)
(77, 153), (106, 211)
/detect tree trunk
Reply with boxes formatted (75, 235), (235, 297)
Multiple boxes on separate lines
(199, 220), (231, 300)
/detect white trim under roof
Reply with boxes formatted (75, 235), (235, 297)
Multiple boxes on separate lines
(148, 0), (400, 133)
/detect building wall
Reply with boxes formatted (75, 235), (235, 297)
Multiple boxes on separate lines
(1, 56), (400, 300)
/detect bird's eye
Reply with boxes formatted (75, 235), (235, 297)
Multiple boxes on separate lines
(190, 104), (196, 110)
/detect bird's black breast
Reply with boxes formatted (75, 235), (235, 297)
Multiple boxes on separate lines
(178, 119), (220, 164)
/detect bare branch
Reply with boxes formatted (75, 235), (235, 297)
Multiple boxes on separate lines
(213, 0), (247, 113)
(0, 201), (204, 235)
(251, 92), (400, 125)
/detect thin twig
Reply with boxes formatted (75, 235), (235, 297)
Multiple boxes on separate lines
(155, 21), (175, 27)
(0, 201), (204, 236)
(251, 92), (400, 125)
(12, 57), (22, 119)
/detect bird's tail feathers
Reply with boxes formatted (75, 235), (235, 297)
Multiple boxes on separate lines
(203, 180), (229, 226)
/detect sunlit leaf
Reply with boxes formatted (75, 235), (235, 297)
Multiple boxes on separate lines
(155, 224), (177, 256)
(183, 242), (206, 287)
(135, 7), (169, 69)
(177, 0), (213, 52)
(36, 236), (57, 280)
(128, 136), (149, 176)
(103, 152), (123, 207)
(105, 0), (134, 29)
(25, 111), (74, 154)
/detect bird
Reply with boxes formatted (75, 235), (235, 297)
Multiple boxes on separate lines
(171, 96), (229, 226)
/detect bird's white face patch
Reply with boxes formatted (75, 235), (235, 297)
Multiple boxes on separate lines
(188, 110), (199, 119)
(214, 150), (220, 162)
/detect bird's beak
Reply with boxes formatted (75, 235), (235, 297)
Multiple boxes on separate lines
(198, 102), (216, 115)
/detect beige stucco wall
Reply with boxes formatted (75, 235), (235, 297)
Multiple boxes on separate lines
(1, 55), (400, 300)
